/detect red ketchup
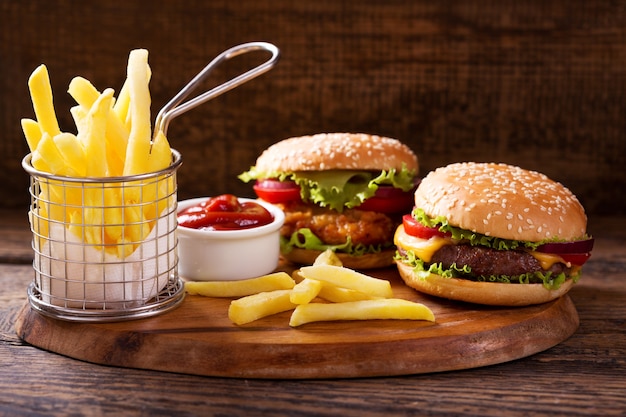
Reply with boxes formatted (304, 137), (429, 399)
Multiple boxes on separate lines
(177, 194), (274, 231)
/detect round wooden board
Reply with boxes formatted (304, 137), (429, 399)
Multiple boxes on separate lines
(15, 268), (579, 379)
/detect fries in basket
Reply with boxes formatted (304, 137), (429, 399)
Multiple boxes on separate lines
(23, 49), (174, 257)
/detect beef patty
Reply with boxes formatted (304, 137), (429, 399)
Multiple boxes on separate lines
(418, 244), (568, 280)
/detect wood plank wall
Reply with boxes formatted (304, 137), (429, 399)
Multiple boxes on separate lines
(1, 1), (624, 217)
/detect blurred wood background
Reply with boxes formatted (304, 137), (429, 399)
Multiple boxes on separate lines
(1, 1), (624, 219)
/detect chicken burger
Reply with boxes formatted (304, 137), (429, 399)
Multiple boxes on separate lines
(239, 133), (419, 269)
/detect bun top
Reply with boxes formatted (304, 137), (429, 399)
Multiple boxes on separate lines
(254, 133), (418, 173)
(414, 162), (587, 242)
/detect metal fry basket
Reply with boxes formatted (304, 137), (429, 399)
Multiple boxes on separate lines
(20, 41), (280, 322)
(22, 150), (185, 322)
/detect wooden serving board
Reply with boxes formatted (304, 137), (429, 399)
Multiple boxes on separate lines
(15, 267), (579, 379)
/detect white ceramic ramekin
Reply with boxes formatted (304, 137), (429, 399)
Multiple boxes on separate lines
(176, 197), (284, 281)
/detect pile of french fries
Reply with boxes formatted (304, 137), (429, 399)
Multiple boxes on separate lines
(185, 250), (435, 327)
(23, 49), (174, 258)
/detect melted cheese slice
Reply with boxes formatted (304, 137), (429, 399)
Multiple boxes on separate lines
(394, 225), (452, 262)
(529, 251), (569, 269)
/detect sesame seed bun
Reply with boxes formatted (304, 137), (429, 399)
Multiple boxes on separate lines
(254, 133), (419, 173)
(396, 260), (575, 306)
(414, 162), (587, 242)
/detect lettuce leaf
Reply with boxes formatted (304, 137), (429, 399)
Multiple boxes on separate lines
(239, 165), (416, 212)
(413, 208), (591, 249)
(412, 208), (544, 250)
(281, 228), (391, 256)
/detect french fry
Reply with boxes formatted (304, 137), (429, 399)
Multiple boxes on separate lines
(68, 76), (129, 176)
(53, 133), (87, 177)
(80, 88), (113, 177)
(27, 64), (61, 139)
(313, 249), (343, 266)
(30, 149), (51, 173)
(298, 264), (393, 299)
(34, 133), (81, 177)
(289, 278), (322, 305)
(148, 130), (173, 172)
(67, 76), (103, 108)
(138, 131), (175, 222)
(39, 179), (82, 223)
(113, 79), (131, 128)
(228, 290), (297, 325)
(101, 186), (124, 245)
(123, 49), (152, 177)
(186, 272), (296, 298)
(69, 105), (88, 135)
(121, 205), (150, 244)
(114, 64), (151, 130)
(82, 206), (104, 246)
(294, 248), (381, 302)
(21, 118), (42, 152)
(316, 284), (376, 303)
(289, 299), (435, 327)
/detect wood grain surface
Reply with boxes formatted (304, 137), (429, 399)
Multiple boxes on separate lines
(1, 1), (625, 217)
(14, 267), (580, 379)
(1, 213), (625, 415)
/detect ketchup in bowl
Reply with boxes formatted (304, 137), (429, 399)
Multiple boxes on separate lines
(177, 194), (274, 231)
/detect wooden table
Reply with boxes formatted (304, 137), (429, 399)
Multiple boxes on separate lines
(0, 209), (624, 416)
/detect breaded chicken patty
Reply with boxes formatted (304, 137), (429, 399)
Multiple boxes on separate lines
(278, 201), (397, 247)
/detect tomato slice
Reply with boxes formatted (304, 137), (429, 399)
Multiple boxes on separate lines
(357, 185), (415, 214)
(253, 179), (302, 204)
(559, 253), (592, 266)
(536, 238), (594, 266)
(402, 214), (450, 239)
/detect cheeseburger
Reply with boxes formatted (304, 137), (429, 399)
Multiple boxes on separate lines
(394, 162), (593, 306)
(239, 133), (419, 269)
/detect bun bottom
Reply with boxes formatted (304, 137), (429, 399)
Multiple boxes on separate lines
(395, 261), (575, 306)
(282, 248), (396, 269)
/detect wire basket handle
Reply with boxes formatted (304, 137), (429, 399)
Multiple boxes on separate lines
(154, 41), (280, 138)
